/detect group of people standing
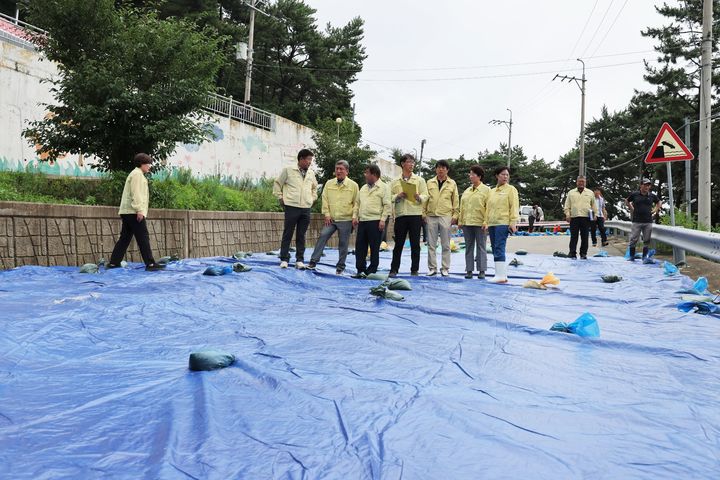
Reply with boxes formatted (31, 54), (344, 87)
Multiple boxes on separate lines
(272, 150), (520, 282)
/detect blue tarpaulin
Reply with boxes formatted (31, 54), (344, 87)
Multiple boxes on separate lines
(1, 249), (719, 479)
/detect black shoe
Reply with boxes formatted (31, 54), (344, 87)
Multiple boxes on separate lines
(106, 263), (121, 269)
(592, 243), (597, 247)
(145, 263), (166, 271)
(307, 262), (317, 270)
(580, 255), (588, 260)
(478, 271), (485, 279)
(602, 241), (609, 247)
(568, 255), (577, 260)
(388, 271), (398, 278)
(465, 271), (473, 279)
(336, 268), (344, 275)
(410, 271), (419, 276)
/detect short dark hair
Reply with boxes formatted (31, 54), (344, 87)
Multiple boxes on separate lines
(364, 163), (381, 178)
(594, 187), (602, 192)
(400, 153), (415, 164)
(297, 148), (314, 161)
(435, 159), (450, 170)
(494, 165), (510, 176)
(134, 153), (152, 167)
(470, 164), (484, 180)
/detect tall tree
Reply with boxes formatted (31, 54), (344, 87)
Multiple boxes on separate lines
(23, 0), (225, 172)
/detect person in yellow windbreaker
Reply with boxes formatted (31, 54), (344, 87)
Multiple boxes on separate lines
(563, 175), (598, 260)
(483, 165), (519, 284)
(308, 160), (358, 275)
(108, 153), (165, 271)
(424, 160), (460, 277)
(273, 149), (318, 269)
(458, 165), (490, 279)
(352, 164), (391, 276)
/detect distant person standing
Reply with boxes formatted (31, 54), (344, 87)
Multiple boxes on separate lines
(273, 149), (318, 269)
(308, 160), (358, 274)
(352, 164), (391, 276)
(625, 179), (661, 262)
(564, 176), (597, 259)
(108, 153), (165, 271)
(458, 165), (490, 279)
(591, 188), (609, 247)
(484, 166), (519, 284)
(389, 154), (428, 277)
(424, 160), (460, 277)
(528, 204), (544, 233)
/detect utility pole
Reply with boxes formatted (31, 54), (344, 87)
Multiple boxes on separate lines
(489, 109), (513, 167)
(684, 117), (692, 217)
(419, 139), (426, 168)
(553, 59), (587, 176)
(243, 0), (257, 104)
(697, 0), (713, 230)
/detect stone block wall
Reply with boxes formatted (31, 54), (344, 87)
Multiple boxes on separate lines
(0, 202), (353, 269)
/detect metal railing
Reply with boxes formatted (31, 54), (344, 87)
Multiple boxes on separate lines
(204, 94), (275, 131)
(0, 11), (48, 36)
(606, 220), (720, 263)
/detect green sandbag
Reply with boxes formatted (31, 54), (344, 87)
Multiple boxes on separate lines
(79, 263), (99, 274)
(553, 251), (568, 258)
(383, 279), (412, 291)
(366, 273), (388, 281)
(680, 294), (715, 303)
(601, 275), (622, 283)
(232, 251), (252, 260)
(515, 249), (528, 255)
(509, 258), (523, 267)
(232, 263), (252, 273)
(158, 254), (180, 264)
(369, 285), (405, 301)
(188, 350), (235, 371)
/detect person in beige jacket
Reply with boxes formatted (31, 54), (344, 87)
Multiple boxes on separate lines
(108, 153), (164, 271)
(424, 160), (460, 276)
(273, 149), (318, 269)
(564, 175), (598, 260)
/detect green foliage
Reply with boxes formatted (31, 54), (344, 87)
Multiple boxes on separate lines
(0, 170), (282, 212)
(23, 0), (226, 172)
(312, 121), (377, 187)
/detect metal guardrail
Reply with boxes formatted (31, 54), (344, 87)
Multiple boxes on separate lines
(0, 12), (48, 35)
(204, 94), (275, 131)
(606, 220), (720, 262)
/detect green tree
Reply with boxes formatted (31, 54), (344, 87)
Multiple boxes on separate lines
(311, 118), (376, 187)
(23, 0), (225, 172)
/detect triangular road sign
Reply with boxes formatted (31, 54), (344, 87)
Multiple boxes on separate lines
(645, 122), (694, 163)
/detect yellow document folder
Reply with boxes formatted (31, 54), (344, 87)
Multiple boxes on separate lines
(401, 181), (416, 199)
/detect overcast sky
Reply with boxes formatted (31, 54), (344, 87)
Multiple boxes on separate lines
(305, 0), (665, 166)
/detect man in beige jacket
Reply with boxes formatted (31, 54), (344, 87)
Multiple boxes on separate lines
(108, 153), (164, 271)
(564, 175), (598, 260)
(273, 149), (318, 269)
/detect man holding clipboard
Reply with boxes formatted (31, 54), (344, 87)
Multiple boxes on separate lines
(389, 153), (428, 277)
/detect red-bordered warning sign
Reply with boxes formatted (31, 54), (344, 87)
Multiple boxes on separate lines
(645, 122), (694, 163)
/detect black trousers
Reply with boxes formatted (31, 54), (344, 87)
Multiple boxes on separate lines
(569, 217), (591, 257)
(528, 215), (535, 233)
(110, 214), (155, 266)
(356, 220), (382, 274)
(591, 217), (607, 244)
(280, 205), (311, 263)
(391, 215), (422, 273)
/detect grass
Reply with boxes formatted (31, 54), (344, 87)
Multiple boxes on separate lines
(0, 169), (285, 212)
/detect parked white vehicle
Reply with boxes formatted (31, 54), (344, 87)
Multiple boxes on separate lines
(519, 205), (533, 223)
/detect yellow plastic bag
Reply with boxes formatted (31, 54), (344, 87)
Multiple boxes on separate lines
(450, 239), (459, 252)
(540, 272), (560, 286)
(523, 280), (547, 290)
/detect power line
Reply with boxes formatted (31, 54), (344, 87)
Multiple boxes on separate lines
(580, 0), (617, 58)
(589, 0), (631, 58)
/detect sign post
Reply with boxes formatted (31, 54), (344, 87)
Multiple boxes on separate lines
(645, 122), (695, 264)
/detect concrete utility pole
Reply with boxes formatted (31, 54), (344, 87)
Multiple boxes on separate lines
(697, 0), (713, 230)
(489, 109), (513, 167)
(684, 117), (692, 217)
(553, 59), (587, 176)
(243, 0), (257, 104)
(419, 139), (426, 168)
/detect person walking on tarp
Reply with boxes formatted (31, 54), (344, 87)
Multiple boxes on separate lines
(564, 175), (597, 260)
(308, 160), (358, 275)
(424, 160), (460, 277)
(484, 166), (519, 283)
(592, 188), (609, 247)
(625, 178), (661, 262)
(353, 164), (391, 277)
(273, 149), (319, 269)
(459, 165), (490, 279)
(108, 153), (165, 271)
(528, 204), (543, 233)
(389, 154), (428, 278)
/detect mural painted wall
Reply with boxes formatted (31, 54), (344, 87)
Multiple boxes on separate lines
(0, 36), (401, 180)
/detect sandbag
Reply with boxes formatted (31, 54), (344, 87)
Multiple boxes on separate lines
(509, 258), (523, 267)
(515, 249), (528, 255)
(677, 277), (709, 295)
(553, 251), (568, 258)
(551, 312), (600, 338)
(379, 241), (389, 252)
(369, 285), (405, 301)
(232, 251), (252, 260)
(523, 280), (547, 290)
(383, 279), (412, 291)
(540, 272), (560, 286)
(601, 275), (622, 283)
(663, 261), (679, 276)
(188, 350), (235, 371)
(232, 263), (252, 273)
(677, 301), (720, 315)
(366, 273), (388, 281)
(203, 266), (233, 276)
(79, 263), (99, 274)
(680, 294), (715, 303)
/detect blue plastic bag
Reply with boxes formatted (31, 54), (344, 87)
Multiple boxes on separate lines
(677, 301), (720, 315)
(677, 277), (709, 295)
(593, 250), (609, 258)
(663, 261), (679, 276)
(203, 266), (233, 276)
(551, 312), (600, 338)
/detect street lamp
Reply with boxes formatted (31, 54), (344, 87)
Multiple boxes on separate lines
(335, 117), (343, 138)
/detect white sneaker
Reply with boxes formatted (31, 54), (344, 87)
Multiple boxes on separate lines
(279, 261), (288, 268)
(441, 269), (449, 277)
(427, 270), (438, 276)
(296, 261), (306, 270)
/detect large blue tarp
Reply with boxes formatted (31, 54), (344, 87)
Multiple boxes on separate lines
(1, 248), (719, 479)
